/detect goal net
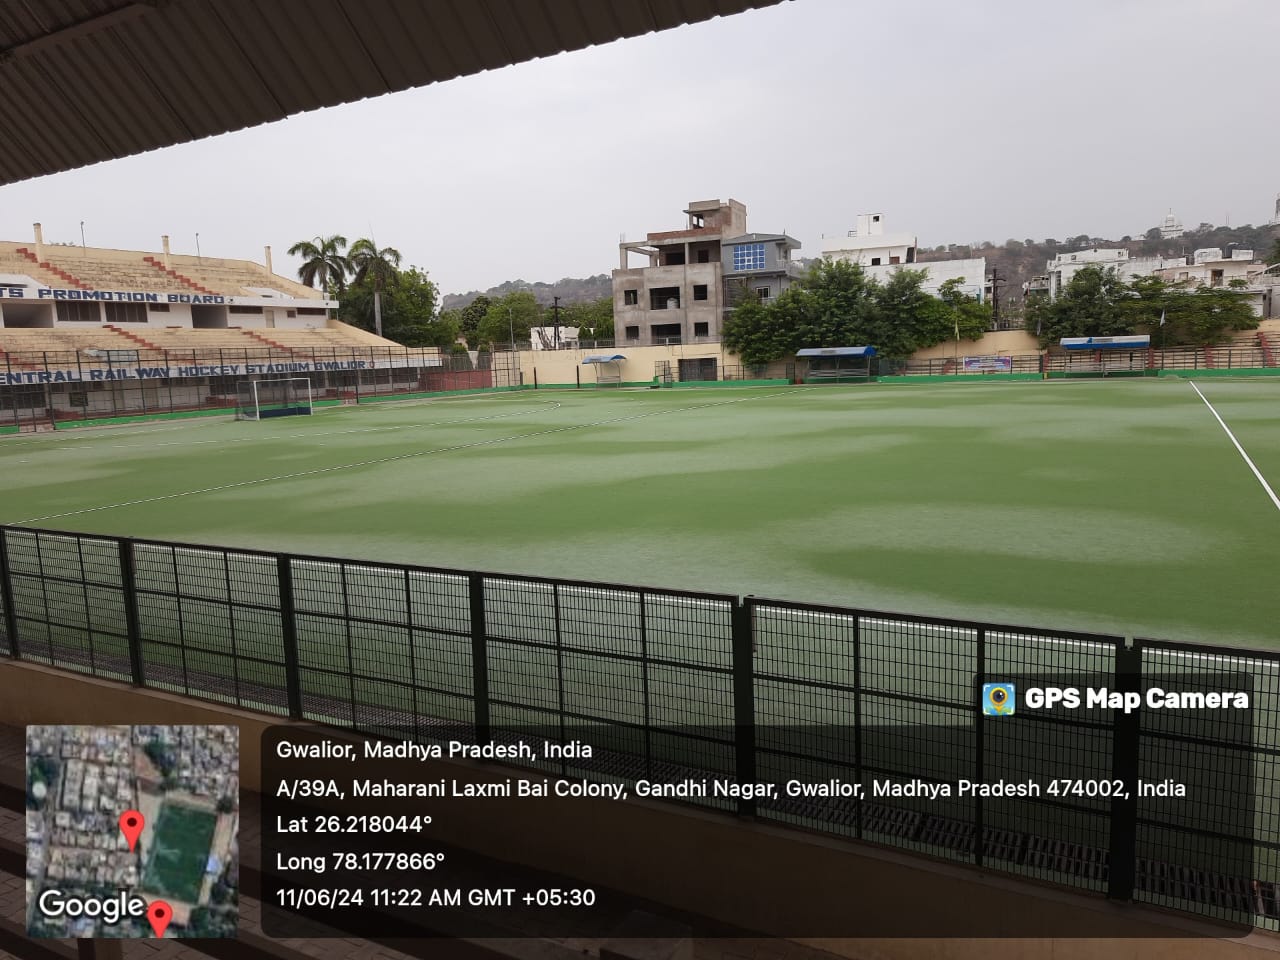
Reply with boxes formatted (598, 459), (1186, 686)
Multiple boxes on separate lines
(235, 378), (314, 420)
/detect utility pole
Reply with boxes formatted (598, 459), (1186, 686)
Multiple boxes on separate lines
(552, 295), (562, 349)
(988, 267), (1006, 329)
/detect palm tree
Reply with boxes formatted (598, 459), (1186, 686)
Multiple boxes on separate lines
(287, 234), (350, 296)
(348, 238), (402, 338)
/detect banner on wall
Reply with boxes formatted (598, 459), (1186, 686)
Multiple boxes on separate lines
(962, 355), (1013, 372)
(0, 356), (441, 386)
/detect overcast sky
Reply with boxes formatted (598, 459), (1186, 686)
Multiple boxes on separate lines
(3, 0), (1278, 297)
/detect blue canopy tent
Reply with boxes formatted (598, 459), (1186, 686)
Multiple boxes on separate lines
(1059, 336), (1151, 350)
(1059, 335), (1150, 377)
(796, 346), (877, 383)
(582, 354), (626, 388)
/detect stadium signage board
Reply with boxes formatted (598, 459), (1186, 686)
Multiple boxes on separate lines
(0, 357), (438, 385)
(0, 287), (335, 308)
(962, 356), (1013, 372)
(0, 285), (227, 304)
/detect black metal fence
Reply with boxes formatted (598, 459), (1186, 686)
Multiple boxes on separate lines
(0, 525), (1275, 929)
(881, 355), (1044, 376)
(0, 349), (520, 430)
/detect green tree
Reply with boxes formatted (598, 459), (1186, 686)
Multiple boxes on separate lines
(787, 258), (881, 349)
(1181, 286), (1258, 345)
(144, 739), (175, 775)
(1122, 274), (1256, 346)
(448, 342), (474, 370)
(865, 268), (939, 357)
(1124, 274), (1181, 343)
(477, 291), (542, 347)
(437, 308), (462, 341)
(1267, 238), (1280, 265)
(721, 295), (790, 366)
(561, 297), (614, 342)
(348, 238), (403, 338)
(338, 267), (454, 346)
(937, 277), (994, 341)
(287, 234), (349, 295)
(457, 295), (492, 348)
(723, 259), (995, 366)
(1025, 265), (1130, 348)
(26, 757), (58, 809)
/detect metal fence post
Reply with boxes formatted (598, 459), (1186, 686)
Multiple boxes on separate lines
(732, 597), (756, 817)
(0, 529), (21, 659)
(117, 539), (145, 686)
(1108, 639), (1141, 901)
(277, 555), (304, 719)
(852, 613), (862, 840)
(469, 573), (490, 742)
(973, 626), (985, 867)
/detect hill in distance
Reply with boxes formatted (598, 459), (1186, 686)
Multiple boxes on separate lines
(443, 274), (612, 311)
(446, 222), (1279, 316)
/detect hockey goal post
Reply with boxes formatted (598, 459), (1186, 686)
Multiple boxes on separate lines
(235, 378), (314, 420)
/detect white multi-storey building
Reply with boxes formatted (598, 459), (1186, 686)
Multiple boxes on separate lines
(820, 214), (987, 301)
(1043, 248), (1186, 299)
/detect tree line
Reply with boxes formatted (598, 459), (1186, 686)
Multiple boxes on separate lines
(288, 233), (612, 349)
(722, 259), (992, 365)
(437, 292), (613, 351)
(1025, 266), (1259, 348)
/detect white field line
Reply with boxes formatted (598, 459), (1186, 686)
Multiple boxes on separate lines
(1190, 380), (1280, 514)
(2, 399), (564, 454)
(8, 390), (795, 526)
(0, 390), (547, 449)
(0, 417), (229, 447)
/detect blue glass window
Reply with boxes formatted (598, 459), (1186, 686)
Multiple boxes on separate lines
(733, 242), (766, 271)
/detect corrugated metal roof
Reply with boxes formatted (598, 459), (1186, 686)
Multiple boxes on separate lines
(796, 347), (877, 357)
(0, 0), (786, 186)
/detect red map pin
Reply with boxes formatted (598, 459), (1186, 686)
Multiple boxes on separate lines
(118, 810), (145, 852)
(147, 901), (172, 938)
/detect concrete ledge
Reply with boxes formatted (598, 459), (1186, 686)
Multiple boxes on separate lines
(3, 665), (1280, 959)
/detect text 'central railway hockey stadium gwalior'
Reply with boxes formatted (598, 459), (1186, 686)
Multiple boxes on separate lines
(0, 229), (489, 429)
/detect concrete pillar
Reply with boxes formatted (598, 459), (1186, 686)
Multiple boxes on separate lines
(33, 222), (44, 261)
(264, 245), (273, 278)
(161, 235), (171, 270)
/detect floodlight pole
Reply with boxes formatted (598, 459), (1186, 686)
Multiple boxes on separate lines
(508, 306), (514, 352)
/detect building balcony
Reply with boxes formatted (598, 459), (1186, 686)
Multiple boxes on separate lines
(622, 335), (721, 347)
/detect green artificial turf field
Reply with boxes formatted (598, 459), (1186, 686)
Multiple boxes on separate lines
(141, 801), (217, 903)
(2, 378), (1279, 650)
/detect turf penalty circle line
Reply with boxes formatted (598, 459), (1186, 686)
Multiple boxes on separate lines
(1189, 380), (1280, 514)
(9, 390), (794, 526)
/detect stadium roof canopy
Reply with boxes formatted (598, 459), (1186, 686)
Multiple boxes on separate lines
(796, 346), (877, 357)
(582, 354), (626, 363)
(0, 0), (785, 187)
(1060, 336), (1150, 350)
